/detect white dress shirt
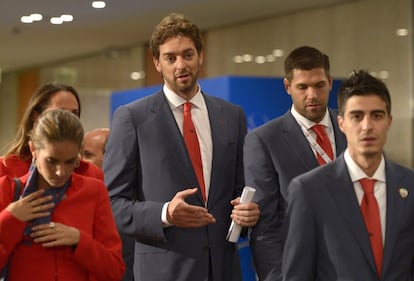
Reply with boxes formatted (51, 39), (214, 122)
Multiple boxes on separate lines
(290, 106), (337, 159)
(161, 85), (213, 225)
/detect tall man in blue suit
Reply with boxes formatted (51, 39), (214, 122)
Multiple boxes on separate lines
(283, 69), (414, 281)
(103, 13), (259, 281)
(244, 46), (347, 281)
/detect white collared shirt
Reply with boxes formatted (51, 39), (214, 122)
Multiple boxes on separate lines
(344, 149), (387, 243)
(290, 106), (337, 159)
(163, 84), (213, 198)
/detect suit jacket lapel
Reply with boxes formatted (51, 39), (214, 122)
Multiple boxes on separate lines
(381, 161), (406, 276)
(282, 112), (319, 169)
(151, 92), (205, 204)
(203, 95), (226, 205)
(325, 156), (377, 272)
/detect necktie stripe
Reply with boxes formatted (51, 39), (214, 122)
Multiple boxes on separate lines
(311, 124), (333, 165)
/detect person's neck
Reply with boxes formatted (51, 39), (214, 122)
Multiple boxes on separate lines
(352, 153), (382, 178)
(37, 176), (52, 190)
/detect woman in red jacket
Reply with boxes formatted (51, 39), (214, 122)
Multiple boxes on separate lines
(0, 109), (125, 281)
(0, 82), (103, 180)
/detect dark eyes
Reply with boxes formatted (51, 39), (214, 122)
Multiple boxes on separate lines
(164, 52), (194, 63)
(350, 113), (385, 120)
(297, 83), (326, 90)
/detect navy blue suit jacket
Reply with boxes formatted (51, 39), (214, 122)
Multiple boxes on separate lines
(244, 110), (347, 280)
(283, 155), (414, 281)
(103, 91), (246, 281)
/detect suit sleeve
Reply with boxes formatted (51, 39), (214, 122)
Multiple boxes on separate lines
(103, 105), (165, 241)
(73, 182), (125, 281)
(244, 131), (284, 281)
(282, 177), (316, 281)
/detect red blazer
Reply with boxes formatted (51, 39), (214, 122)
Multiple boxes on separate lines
(0, 155), (104, 180)
(0, 173), (125, 281)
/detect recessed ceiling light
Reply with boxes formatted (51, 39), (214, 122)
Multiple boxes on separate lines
(272, 49), (284, 57)
(30, 14), (43, 21)
(266, 54), (276, 62)
(21, 16), (33, 23)
(379, 70), (389, 79)
(396, 28), (408, 36)
(255, 56), (266, 64)
(61, 15), (74, 22)
(130, 71), (145, 80)
(92, 1), (106, 8)
(50, 17), (63, 25)
(242, 54), (253, 62)
(233, 55), (243, 63)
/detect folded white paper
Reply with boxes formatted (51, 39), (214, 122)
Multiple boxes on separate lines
(226, 186), (256, 243)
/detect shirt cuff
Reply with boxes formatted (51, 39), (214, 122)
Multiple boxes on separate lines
(161, 202), (173, 227)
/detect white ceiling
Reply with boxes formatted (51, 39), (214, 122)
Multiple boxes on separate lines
(0, 0), (349, 73)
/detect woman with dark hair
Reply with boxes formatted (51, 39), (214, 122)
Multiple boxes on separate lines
(0, 109), (125, 280)
(0, 82), (103, 179)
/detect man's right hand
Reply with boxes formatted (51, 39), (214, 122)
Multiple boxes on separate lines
(167, 188), (216, 227)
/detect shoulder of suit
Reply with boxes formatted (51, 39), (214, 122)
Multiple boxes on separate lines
(247, 111), (290, 136)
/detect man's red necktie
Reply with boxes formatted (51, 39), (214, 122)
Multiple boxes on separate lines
(359, 178), (383, 277)
(311, 124), (333, 165)
(183, 102), (206, 202)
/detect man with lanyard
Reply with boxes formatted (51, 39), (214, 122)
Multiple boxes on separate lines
(244, 46), (347, 281)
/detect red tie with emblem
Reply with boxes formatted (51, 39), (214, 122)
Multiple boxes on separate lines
(311, 124), (334, 165)
(183, 102), (206, 202)
(359, 178), (383, 277)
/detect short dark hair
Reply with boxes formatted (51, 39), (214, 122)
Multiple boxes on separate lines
(284, 46), (330, 82)
(150, 13), (203, 59)
(337, 70), (391, 116)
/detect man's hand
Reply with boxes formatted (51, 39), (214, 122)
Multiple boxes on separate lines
(230, 197), (260, 227)
(167, 188), (216, 227)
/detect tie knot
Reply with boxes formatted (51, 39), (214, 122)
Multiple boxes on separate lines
(359, 178), (376, 193)
(311, 124), (327, 137)
(183, 102), (192, 113)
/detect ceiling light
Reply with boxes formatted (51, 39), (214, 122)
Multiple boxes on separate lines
(255, 56), (266, 64)
(378, 70), (389, 79)
(396, 28), (408, 36)
(272, 49), (284, 57)
(233, 55), (243, 63)
(21, 16), (33, 23)
(92, 1), (106, 8)
(130, 71), (145, 80)
(50, 17), (63, 25)
(242, 54), (253, 62)
(30, 13), (43, 21)
(61, 15), (74, 22)
(266, 54), (276, 62)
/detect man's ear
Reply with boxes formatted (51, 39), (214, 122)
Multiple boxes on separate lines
(337, 115), (345, 134)
(153, 57), (161, 73)
(283, 78), (291, 95)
